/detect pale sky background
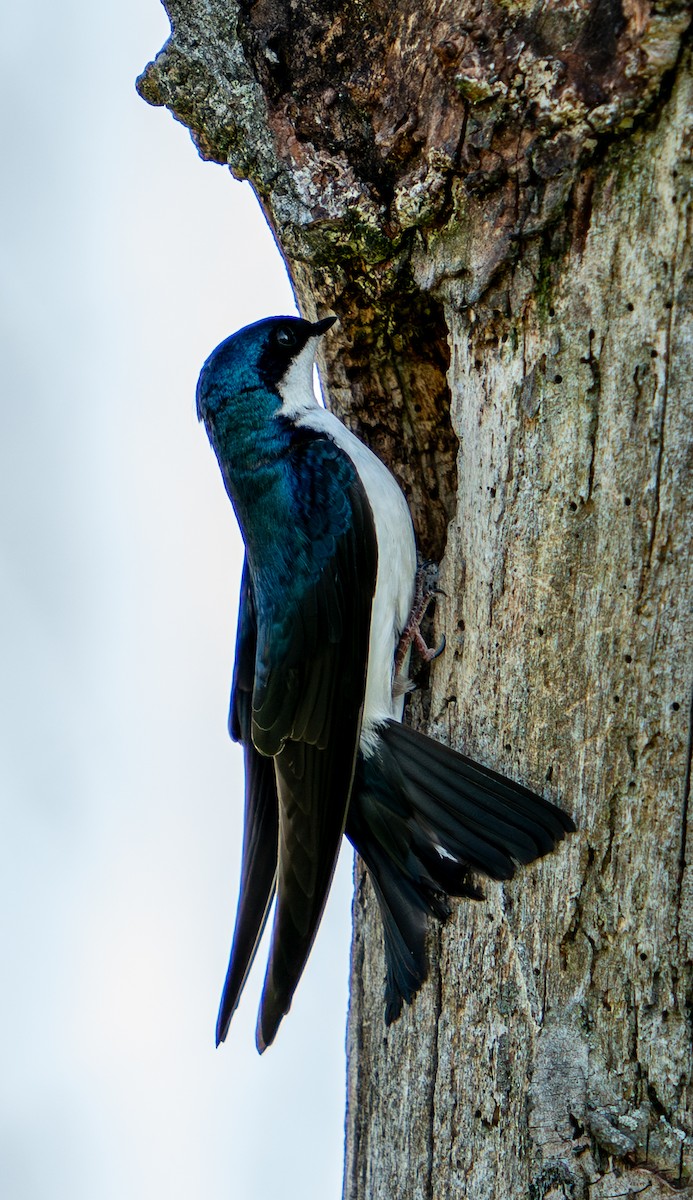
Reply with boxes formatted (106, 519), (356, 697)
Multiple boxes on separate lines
(1, 3), (353, 1197)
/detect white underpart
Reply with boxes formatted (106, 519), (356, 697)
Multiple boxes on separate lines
(278, 338), (417, 750)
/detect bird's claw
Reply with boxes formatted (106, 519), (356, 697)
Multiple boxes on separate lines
(416, 631), (446, 663)
(394, 561), (447, 680)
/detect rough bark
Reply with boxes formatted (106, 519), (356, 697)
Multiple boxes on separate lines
(139, 5), (693, 1197)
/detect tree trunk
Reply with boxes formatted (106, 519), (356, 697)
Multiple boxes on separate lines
(139, 5), (692, 1197)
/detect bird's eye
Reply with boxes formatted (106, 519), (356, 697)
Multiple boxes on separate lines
(275, 327), (297, 348)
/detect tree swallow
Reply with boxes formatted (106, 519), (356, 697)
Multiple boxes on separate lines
(196, 315), (575, 1052)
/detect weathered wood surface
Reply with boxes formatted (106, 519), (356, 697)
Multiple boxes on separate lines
(347, 61), (693, 1200)
(139, 5), (692, 1196)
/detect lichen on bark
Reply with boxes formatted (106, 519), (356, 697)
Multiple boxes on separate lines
(138, 2), (688, 556)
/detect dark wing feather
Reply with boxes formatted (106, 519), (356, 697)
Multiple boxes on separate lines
(251, 434), (378, 1051)
(347, 721), (575, 1024)
(216, 559), (278, 1045)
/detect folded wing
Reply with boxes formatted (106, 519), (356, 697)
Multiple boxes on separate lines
(219, 432), (378, 1051)
(215, 561), (279, 1045)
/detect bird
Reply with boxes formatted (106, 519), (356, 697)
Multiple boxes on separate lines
(196, 313), (575, 1053)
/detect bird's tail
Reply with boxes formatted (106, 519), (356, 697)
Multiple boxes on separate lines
(345, 719), (575, 1024)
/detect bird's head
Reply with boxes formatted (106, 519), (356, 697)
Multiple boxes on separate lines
(196, 314), (336, 428)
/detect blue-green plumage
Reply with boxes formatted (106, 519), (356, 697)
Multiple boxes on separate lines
(198, 316), (378, 1049)
(197, 314), (575, 1052)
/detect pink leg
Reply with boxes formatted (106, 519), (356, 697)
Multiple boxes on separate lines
(394, 560), (446, 682)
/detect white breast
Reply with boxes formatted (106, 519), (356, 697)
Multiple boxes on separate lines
(278, 340), (417, 746)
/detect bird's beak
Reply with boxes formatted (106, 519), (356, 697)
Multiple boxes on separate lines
(310, 315), (337, 337)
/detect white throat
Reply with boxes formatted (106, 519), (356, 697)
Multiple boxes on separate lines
(277, 338), (322, 417)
